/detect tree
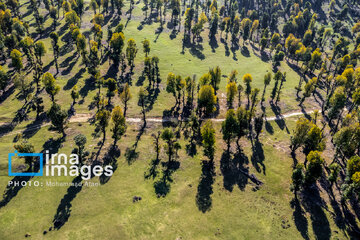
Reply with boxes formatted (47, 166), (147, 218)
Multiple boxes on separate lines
(166, 72), (177, 103)
(242, 73), (252, 109)
(305, 151), (324, 184)
(138, 87), (147, 124)
(126, 38), (137, 72)
(0, 66), (8, 90)
(14, 141), (35, 171)
(226, 81), (237, 109)
(291, 163), (304, 198)
(96, 108), (111, 140)
(198, 85), (217, 117)
(120, 83), (132, 117)
(241, 18), (251, 44)
(254, 114), (264, 139)
(105, 78), (117, 105)
(47, 103), (68, 137)
(290, 117), (325, 155)
(111, 106), (126, 145)
(161, 128), (177, 162)
(50, 32), (60, 74)
(42, 72), (60, 103)
(235, 106), (249, 148)
(142, 39), (150, 57)
(10, 49), (23, 73)
(328, 163), (340, 188)
(71, 85), (80, 105)
(34, 41), (46, 65)
(74, 134), (89, 165)
(222, 109), (237, 151)
(261, 72), (271, 104)
(209, 66), (221, 94)
(201, 120), (216, 161)
(110, 32), (125, 64)
(271, 71), (282, 102)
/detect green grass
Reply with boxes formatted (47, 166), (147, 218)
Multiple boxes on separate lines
(0, 118), (349, 239)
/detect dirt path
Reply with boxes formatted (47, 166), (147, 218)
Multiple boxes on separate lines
(0, 110), (319, 137)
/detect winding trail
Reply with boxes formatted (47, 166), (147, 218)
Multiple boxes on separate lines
(0, 110), (320, 137)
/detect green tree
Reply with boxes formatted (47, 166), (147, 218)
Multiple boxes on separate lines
(111, 106), (126, 145)
(34, 41), (46, 65)
(305, 151), (324, 184)
(71, 85), (80, 105)
(161, 128), (177, 162)
(261, 73), (271, 104)
(105, 78), (117, 104)
(74, 134), (88, 165)
(226, 81), (237, 109)
(290, 163), (304, 198)
(14, 141), (35, 171)
(242, 73), (252, 109)
(138, 87), (147, 124)
(126, 38), (137, 72)
(142, 39), (150, 57)
(10, 49), (23, 73)
(120, 83), (132, 117)
(110, 32), (125, 64)
(235, 106), (249, 148)
(198, 85), (217, 117)
(201, 120), (216, 161)
(42, 72), (60, 103)
(47, 103), (68, 137)
(50, 32), (60, 74)
(222, 109), (237, 151)
(96, 108), (111, 140)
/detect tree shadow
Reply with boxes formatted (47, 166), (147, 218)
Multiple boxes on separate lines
(79, 76), (96, 98)
(99, 145), (120, 184)
(63, 68), (86, 90)
(145, 86), (160, 112)
(125, 123), (146, 164)
(209, 35), (218, 53)
(300, 186), (331, 240)
(265, 120), (274, 135)
(270, 102), (290, 134)
(0, 85), (15, 104)
(240, 46), (250, 57)
(290, 198), (310, 240)
(251, 139), (266, 175)
(154, 159), (180, 197)
(220, 149), (249, 192)
(60, 53), (78, 76)
(52, 176), (83, 230)
(21, 113), (48, 139)
(0, 175), (33, 209)
(196, 160), (215, 213)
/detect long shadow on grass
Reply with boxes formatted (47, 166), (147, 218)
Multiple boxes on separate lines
(250, 139), (265, 175)
(196, 160), (215, 212)
(296, 186), (331, 240)
(270, 102), (290, 134)
(100, 145), (120, 184)
(154, 159), (180, 197)
(0, 175), (33, 209)
(63, 68), (86, 90)
(125, 123), (146, 164)
(52, 176), (83, 230)
(220, 150), (249, 191)
(290, 198), (309, 240)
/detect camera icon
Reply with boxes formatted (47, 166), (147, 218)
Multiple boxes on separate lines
(8, 150), (43, 177)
